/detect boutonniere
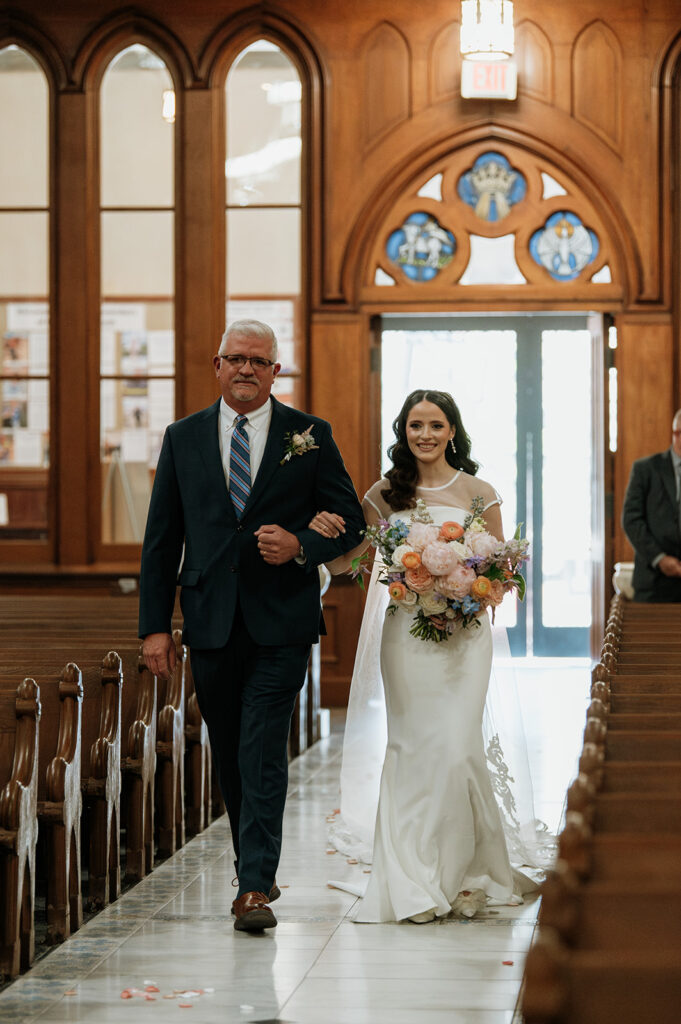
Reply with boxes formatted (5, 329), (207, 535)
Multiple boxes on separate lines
(280, 425), (318, 465)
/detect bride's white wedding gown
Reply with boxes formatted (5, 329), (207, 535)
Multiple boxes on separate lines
(352, 503), (517, 923)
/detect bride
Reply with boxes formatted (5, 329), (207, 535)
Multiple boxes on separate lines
(309, 389), (546, 924)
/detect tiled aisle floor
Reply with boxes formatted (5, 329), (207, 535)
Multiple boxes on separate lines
(0, 661), (588, 1024)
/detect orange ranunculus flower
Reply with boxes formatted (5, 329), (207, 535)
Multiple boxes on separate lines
(471, 576), (492, 600)
(405, 565), (435, 593)
(401, 550), (422, 569)
(439, 521), (464, 541)
(388, 581), (407, 601)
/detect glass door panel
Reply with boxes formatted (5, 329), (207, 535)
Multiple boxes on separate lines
(381, 314), (594, 657)
(381, 320), (519, 634)
(535, 328), (592, 654)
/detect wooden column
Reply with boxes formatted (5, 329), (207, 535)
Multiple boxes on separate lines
(614, 316), (674, 563)
(309, 313), (374, 705)
(175, 86), (224, 418)
(53, 89), (97, 565)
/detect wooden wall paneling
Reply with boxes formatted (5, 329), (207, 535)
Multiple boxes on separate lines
(361, 22), (411, 151)
(516, 20), (554, 105)
(571, 20), (623, 153)
(319, 576), (366, 707)
(428, 20), (460, 107)
(614, 317), (674, 564)
(0, 469), (48, 536)
(308, 313), (370, 493)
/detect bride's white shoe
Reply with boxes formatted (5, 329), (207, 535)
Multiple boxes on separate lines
(407, 908), (436, 924)
(451, 889), (487, 919)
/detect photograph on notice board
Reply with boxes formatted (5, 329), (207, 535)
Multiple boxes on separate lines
(120, 331), (148, 376)
(2, 335), (29, 374)
(1, 380), (28, 428)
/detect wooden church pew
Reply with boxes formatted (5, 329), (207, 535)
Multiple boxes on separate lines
(0, 679), (41, 979)
(523, 595), (681, 1023)
(2, 629), (186, 866)
(0, 664), (83, 945)
(1, 653), (123, 910)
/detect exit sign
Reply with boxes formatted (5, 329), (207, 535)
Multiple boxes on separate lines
(461, 60), (517, 100)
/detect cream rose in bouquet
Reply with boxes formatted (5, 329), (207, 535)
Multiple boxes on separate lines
(354, 498), (529, 643)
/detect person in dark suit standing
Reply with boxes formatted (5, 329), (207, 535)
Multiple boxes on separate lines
(622, 409), (681, 602)
(139, 319), (365, 931)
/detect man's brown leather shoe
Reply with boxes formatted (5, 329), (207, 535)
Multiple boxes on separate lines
(231, 882), (280, 914)
(232, 891), (277, 931)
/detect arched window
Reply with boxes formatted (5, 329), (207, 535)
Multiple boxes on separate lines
(99, 43), (175, 548)
(0, 44), (50, 549)
(225, 39), (303, 406)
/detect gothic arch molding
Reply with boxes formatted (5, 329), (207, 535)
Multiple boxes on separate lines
(199, 7), (326, 92)
(571, 20), (623, 153)
(0, 12), (68, 90)
(72, 11), (193, 91)
(341, 125), (641, 307)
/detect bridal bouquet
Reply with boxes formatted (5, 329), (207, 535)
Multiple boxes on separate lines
(355, 498), (529, 643)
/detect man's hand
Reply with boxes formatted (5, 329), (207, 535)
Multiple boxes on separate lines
(308, 511), (346, 538)
(659, 555), (681, 578)
(254, 524), (301, 565)
(142, 632), (177, 679)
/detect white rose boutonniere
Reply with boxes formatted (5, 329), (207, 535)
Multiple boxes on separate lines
(280, 424), (319, 465)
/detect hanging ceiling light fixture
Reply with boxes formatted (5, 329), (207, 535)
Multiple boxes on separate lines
(460, 0), (515, 61)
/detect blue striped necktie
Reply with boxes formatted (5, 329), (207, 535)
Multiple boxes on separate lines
(229, 415), (251, 518)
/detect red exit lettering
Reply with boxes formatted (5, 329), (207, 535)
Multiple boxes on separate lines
(472, 63), (507, 91)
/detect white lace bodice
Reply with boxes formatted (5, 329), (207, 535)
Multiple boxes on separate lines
(363, 471), (501, 525)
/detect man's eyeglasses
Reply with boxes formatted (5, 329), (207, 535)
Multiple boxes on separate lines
(219, 354), (275, 370)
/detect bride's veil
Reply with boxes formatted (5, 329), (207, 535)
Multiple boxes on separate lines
(329, 559), (555, 875)
(329, 556), (388, 863)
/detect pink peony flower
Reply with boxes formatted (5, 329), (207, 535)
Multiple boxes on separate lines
(406, 522), (440, 551)
(468, 531), (500, 559)
(421, 540), (459, 576)
(437, 563), (477, 600)
(405, 564), (435, 593)
(487, 578), (506, 606)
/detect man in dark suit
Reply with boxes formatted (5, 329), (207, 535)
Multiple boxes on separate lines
(139, 319), (365, 931)
(622, 409), (681, 602)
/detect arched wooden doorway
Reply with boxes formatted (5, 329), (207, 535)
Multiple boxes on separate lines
(345, 134), (633, 657)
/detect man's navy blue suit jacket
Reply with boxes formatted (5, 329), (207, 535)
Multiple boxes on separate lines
(139, 397), (366, 648)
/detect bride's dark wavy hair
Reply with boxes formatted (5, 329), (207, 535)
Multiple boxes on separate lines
(381, 390), (479, 512)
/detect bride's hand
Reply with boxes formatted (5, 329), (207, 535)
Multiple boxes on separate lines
(309, 511), (346, 538)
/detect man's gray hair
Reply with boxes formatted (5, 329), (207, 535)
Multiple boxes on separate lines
(219, 319), (278, 361)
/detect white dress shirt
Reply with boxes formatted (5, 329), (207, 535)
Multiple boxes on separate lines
(218, 396), (273, 489)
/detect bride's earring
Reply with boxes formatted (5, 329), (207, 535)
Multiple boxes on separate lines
(450, 438), (456, 455)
